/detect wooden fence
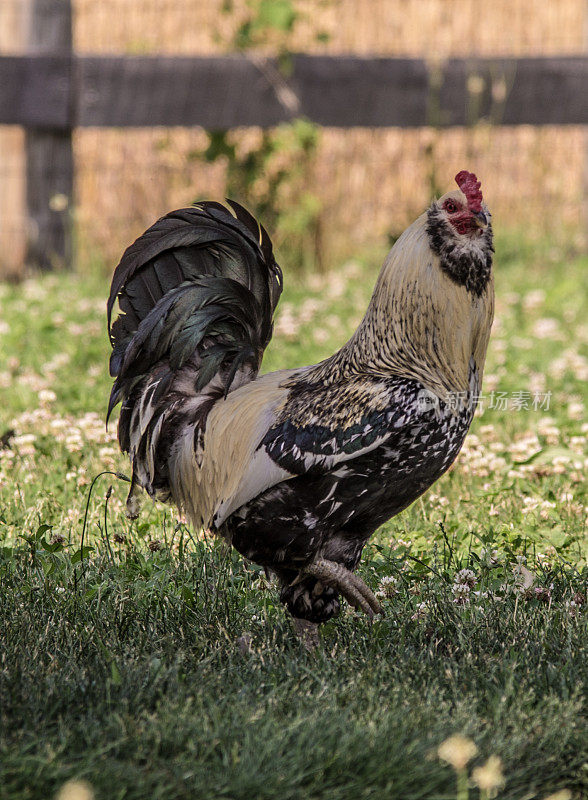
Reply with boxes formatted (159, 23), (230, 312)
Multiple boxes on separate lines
(2, 0), (588, 270)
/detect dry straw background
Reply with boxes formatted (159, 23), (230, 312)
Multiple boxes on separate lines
(1, 0), (587, 277)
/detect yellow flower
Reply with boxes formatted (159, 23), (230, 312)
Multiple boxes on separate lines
(437, 734), (478, 771)
(56, 781), (95, 800)
(542, 792), (572, 800)
(472, 755), (505, 795)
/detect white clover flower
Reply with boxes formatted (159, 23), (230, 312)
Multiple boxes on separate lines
(12, 433), (36, 455)
(542, 790), (572, 800)
(472, 755), (505, 796)
(56, 779), (94, 800)
(452, 583), (471, 603)
(437, 735), (478, 771)
(522, 288), (545, 310)
(411, 602), (427, 620)
(532, 317), (562, 340)
(378, 575), (399, 598)
(38, 389), (57, 404)
(567, 402), (584, 420)
(312, 328), (329, 344)
(455, 568), (476, 587)
(381, 575), (398, 586)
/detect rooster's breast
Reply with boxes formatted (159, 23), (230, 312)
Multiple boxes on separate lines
(224, 374), (477, 571)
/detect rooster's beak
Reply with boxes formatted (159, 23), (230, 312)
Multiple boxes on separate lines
(473, 210), (489, 230)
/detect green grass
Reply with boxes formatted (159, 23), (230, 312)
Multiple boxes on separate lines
(0, 232), (586, 799)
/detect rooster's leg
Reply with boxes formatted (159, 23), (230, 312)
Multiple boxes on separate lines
(302, 558), (383, 619)
(125, 476), (142, 520)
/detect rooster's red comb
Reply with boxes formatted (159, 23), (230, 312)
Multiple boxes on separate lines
(455, 171), (483, 213)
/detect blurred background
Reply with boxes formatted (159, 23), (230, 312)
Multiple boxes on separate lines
(1, 0), (587, 278)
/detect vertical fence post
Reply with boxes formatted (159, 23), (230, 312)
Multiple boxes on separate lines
(585, 1), (588, 247)
(0, 0), (30, 280)
(25, 0), (73, 271)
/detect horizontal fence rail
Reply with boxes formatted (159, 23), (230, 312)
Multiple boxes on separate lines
(2, 45), (588, 272)
(2, 54), (588, 129)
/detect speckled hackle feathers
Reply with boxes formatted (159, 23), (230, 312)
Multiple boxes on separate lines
(455, 170), (483, 213)
(107, 175), (494, 633)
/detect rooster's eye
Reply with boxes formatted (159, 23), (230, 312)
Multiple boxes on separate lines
(444, 200), (458, 213)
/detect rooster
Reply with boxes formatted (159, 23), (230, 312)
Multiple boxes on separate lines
(107, 171), (494, 632)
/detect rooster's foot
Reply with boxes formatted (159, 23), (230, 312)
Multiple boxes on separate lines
(302, 558), (383, 619)
(125, 479), (142, 520)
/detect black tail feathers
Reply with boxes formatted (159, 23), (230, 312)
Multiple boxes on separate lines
(107, 200), (283, 430)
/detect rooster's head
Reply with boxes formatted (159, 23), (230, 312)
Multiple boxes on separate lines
(349, 169), (495, 400)
(426, 170), (493, 297)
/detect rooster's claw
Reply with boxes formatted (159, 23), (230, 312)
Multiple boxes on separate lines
(301, 558), (383, 619)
